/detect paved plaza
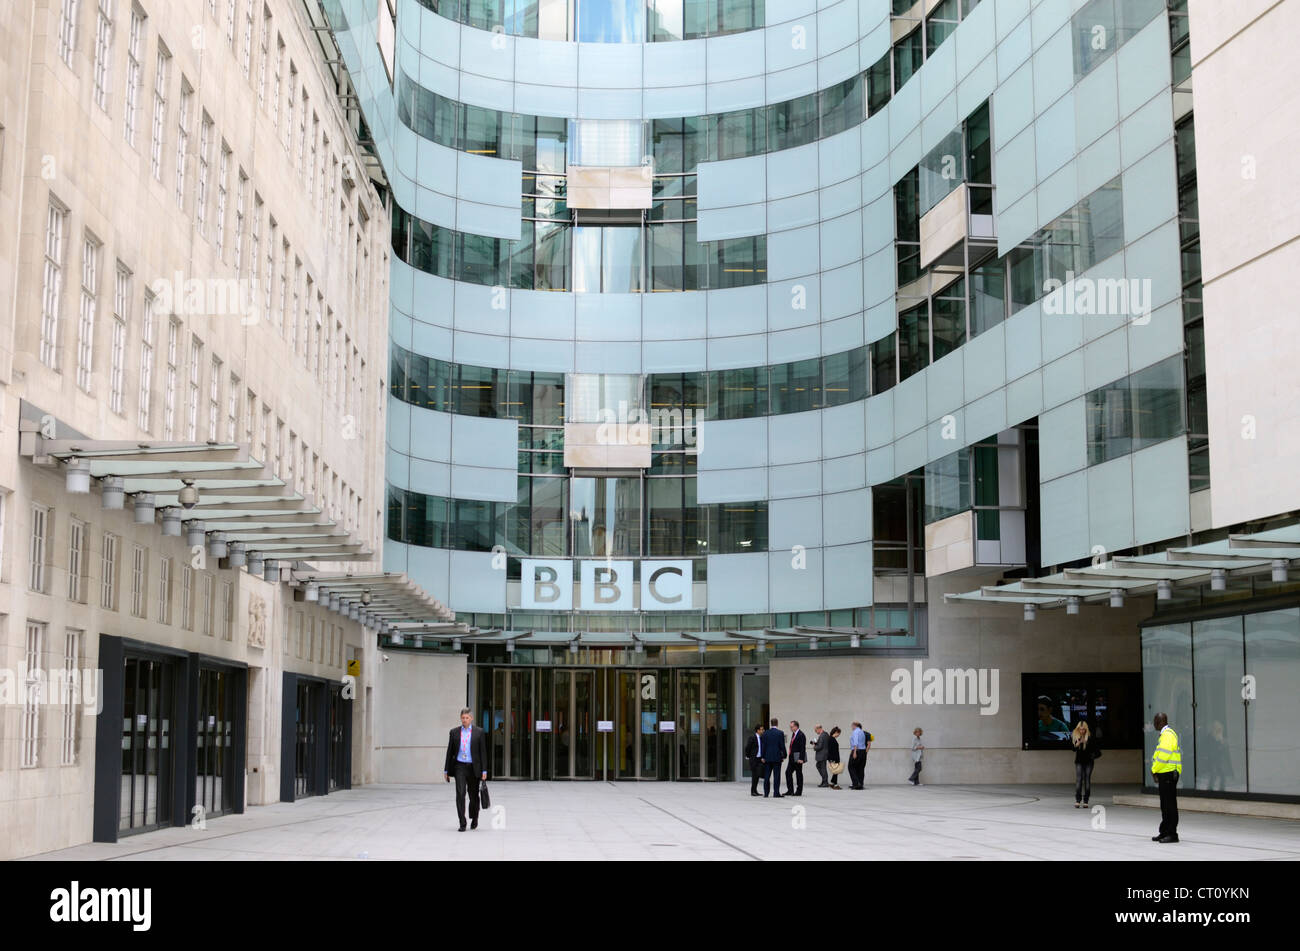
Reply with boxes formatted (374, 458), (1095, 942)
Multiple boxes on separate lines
(27, 783), (1300, 861)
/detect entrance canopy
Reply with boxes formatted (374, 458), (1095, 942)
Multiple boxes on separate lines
(402, 625), (908, 651)
(945, 525), (1300, 614)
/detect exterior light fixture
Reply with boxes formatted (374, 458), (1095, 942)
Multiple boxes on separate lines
(850, 634), (861, 648)
(101, 476), (125, 510)
(132, 493), (156, 524)
(757, 639), (766, 653)
(809, 637), (818, 651)
(452, 637), (462, 651)
(361, 588), (372, 605)
(247, 552), (265, 577)
(186, 520), (207, 547)
(160, 507), (183, 536)
(414, 635), (424, 649)
(304, 582), (320, 603)
(66, 459), (92, 494)
(227, 543), (247, 568)
(633, 637), (644, 653)
(1272, 559), (1288, 583)
(1066, 596), (1081, 615)
(177, 479), (200, 509)
(505, 639), (515, 653)
(697, 639), (707, 655)
(263, 559), (280, 583)
(207, 532), (228, 558)
(1109, 587), (1125, 608)
(1210, 569), (1226, 591)
(390, 632), (403, 646)
(1023, 603), (1037, 621)
(328, 593), (340, 611)
(568, 639), (579, 654)
(1156, 580), (1172, 600)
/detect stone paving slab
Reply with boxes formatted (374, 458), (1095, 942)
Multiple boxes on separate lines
(23, 782), (1300, 861)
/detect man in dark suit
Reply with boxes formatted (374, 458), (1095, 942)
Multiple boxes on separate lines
(744, 724), (765, 796)
(443, 707), (488, 831)
(813, 724), (830, 787)
(785, 720), (807, 796)
(760, 717), (786, 798)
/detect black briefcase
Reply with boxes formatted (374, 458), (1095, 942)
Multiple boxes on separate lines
(479, 781), (491, 810)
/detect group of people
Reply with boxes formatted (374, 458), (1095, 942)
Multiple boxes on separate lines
(745, 719), (928, 797)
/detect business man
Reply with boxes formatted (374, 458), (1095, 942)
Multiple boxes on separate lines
(785, 720), (807, 796)
(744, 723), (765, 797)
(1151, 712), (1182, 843)
(443, 707), (489, 831)
(848, 721), (867, 790)
(812, 724), (830, 787)
(760, 717), (787, 798)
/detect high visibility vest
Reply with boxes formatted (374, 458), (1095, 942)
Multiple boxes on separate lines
(1151, 726), (1182, 774)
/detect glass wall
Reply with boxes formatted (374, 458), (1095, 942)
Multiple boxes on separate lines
(1085, 354), (1185, 466)
(1142, 608), (1300, 798)
(418, 0), (765, 41)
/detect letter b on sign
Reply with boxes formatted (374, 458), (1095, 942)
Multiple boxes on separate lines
(521, 559), (572, 610)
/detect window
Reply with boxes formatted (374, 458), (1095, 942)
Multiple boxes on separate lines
(68, 518), (86, 602)
(222, 581), (234, 640)
(225, 0), (236, 46)
(109, 263), (129, 414)
(250, 194), (262, 304)
(123, 6), (144, 144)
(202, 574), (214, 635)
(137, 292), (156, 430)
(258, 10), (271, 109)
(58, 0), (80, 67)
(215, 143), (230, 255)
(233, 170), (248, 278)
(22, 622), (44, 767)
(101, 532), (119, 609)
(227, 372), (241, 441)
(180, 564), (194, 629)
(149, 44), (170, 180)
(284, 64), (296, 150)
(174, 82), (192, 207)
(577, 0), (644, 43)
(186, 336), (202, 440)
(163, 317), (180, 439)
(76, 234), (100, 392)
(92, 0), (114, 110)
(40, 199), (68, 369)
(130, 544), (148, 617)
(158, 555), (172, 623)
(61, 630), (81, 765)
(208, 355), (222, 440)
(30, 504), (51, 592)
(196, 113), (212, 232)
(1086, 355), (1185, 466)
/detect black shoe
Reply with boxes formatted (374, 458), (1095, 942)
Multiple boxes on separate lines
(818, 783), (829, 788)
(1158, 835), (1179, 844)
(459, 824), (467, 832)
(471, 818), (478, 830)
(750, 792), (760, 797)
(774, 794), (783, 798)
(1151, 835), (1163, 841)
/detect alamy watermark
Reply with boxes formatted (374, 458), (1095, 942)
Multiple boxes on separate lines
(1043, 271), (1151, 325)
(0, 666), (104, 715)
(890, 661), (1000, 715)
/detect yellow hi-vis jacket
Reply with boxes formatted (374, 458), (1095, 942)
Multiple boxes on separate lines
(1151, 726), (1182, 774)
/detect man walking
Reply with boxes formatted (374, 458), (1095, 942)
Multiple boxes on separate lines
(785, 720), (806, 796)
(1151, 712), (1182, 843)
(848, 721), (868, 790)
(744, 723), (765, 797)
(443, 707), (488, 831)
(813, 724), (830, 787)
(761, 717), (787, 798)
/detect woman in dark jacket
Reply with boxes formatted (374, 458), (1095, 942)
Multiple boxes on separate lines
(1071, 721), (1100, 806)
(827, 727), (843, 790)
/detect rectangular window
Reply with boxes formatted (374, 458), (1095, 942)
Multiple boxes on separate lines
(61, 629), (81, 765)
(21, 622), (44, 767)
(92, 0), (115, 111)
(225, 0), (235, 46)
(250, 194), (262, 302)
(76, 234), (100, 393)
(30, 504), (50, 593)
(233, 170), (248, 278)
(242, 2), (253, 78)
(215, 143), (230, 255)
(137, 292), (156, 430)
(67, 517), (86, 602)
(109, 263), (129, 414)
(195, 113), (212, 232)
(58, 0), (80, 67)
(157, 555), (172, 623)
(284, 65), (296, 150)
(258, 9), (270, 108)
(186, 335), (202, 440)
(174, 81), (192, 207)
(222, 581), (234, 639)
(40, 199), (68, 369)
(164, 317), (180, 439)
(227, 372), (241, 442)
(208, 355), (222, 440)
(101, 532), (118, 609)
(150, 45), (170, 181)
(180, 564), (194, 629)
(130, 543), (147, 617)
(123, 5), (144, 144)
(202, 574), (214, 635)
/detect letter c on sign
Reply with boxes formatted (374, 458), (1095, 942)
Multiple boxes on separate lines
(648, 566), (683, 604)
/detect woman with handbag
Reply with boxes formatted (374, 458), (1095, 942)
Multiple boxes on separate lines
(826, 726), (844, 789)
(1071, 721), (1100, 807)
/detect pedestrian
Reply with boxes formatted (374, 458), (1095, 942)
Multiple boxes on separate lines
(442, 707), (488, 832)
(813, 724), (830, 787)
(744, 723), (765, 797)
(1071, 720), (1100, 807)
(1151, 712), (1182, 843)
(760, 717), (787, 798)
(827, 726), (843, 789)
(785, 720), (806, 796)
(848, 721), (868, 789)
(908, 727), (925, 786)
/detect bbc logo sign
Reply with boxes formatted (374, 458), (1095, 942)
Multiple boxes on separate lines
(521, 559), (694, 611)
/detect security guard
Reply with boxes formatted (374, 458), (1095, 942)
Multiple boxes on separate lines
(1150, 712), (1182, 843)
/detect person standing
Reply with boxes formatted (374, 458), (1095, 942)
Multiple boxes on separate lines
(827, 726), (843, 789)
(760, 717), (787, 798)
(785, 720), (806, 796)
(813, 724), (830, 787)
(443, 707), (488, 831)
(1071, 721), (1100, 807)
(744, 723), (765, 797)
(848, 721), (867, 790)
(908, 727), (925, 786)
(1151, 712), (1182, 843)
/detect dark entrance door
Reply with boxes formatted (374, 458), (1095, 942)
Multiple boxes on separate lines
(195, 667), (235, 819)
(119, 656), (175, 835)
(328, 685), (351, 791)
(295, 679), (322, 799)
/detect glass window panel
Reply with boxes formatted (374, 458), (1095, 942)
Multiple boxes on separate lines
(707, 366), (767, 420)
(1244, 609), (1300, 796)
(572, 225), (602, 293)
(652, 119), (684, 173)
(714, 107), (764, 161)
(924, 449), (970, 523)
(931, 284), (966, 360)
(650, 221), (684, 290)
(919, 129), (964, 214)
(870, 333), (896, 394)
(769, 358), (821, 414)
(577, 0), (644, 42)
(534, 220), (570, 290)
(766, 93), (818, 152)
(683, 115), (710, 169)
(1191, 616), (1247, 793)
(898, 303), (929, 380)
(970, 259), (1006, 335)
(821, 348), (868, 407)
(648, 0), (684, 41)
(893, 27), (923, 92)
(571, 476), (641, 557)
(454, 498), (496, 551)
(601, 226), (644, 293)
(456, 364), (501, 418)
(1086, 376), (1133, 465)
(867, 51), (891, 117)
(1072, 0), (1116, 77)
(569, 118), (643, 166)
(1132, 356), (1184, 450)
(818, 75), (863, 139)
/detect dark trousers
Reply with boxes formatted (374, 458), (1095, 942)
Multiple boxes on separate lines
(1156, 771), (1179, 838)
(785, 759), (804, 794)
(909, 759), (922, 784)
(453, 761), (481, 827)
(830, 762), (840, 786)
(1075, 760), (1094, 803)
(815, 760), (829, 785)
(749, 757), (762, 794)
(763, 760), (783, 797)
(848, 751), (866, 788)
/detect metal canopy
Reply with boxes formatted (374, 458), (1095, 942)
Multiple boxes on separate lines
(945, 526), (1300, 611)
(36, 439), (372, 563)
(291, 570), (458, 626)
(404, 626), (902, 648)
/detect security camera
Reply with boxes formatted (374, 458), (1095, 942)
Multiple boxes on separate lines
(381, 654), (390, 663)
(178, 479), (200, 510)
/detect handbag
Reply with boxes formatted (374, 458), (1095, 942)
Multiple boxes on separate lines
(1092, 747), (1102, 760)
(479, 780), (491, 809)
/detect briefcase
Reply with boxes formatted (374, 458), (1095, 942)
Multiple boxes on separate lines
(479, 781), (491, 810)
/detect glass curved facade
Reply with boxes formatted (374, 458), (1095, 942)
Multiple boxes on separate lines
(414, 0), (765, 42)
